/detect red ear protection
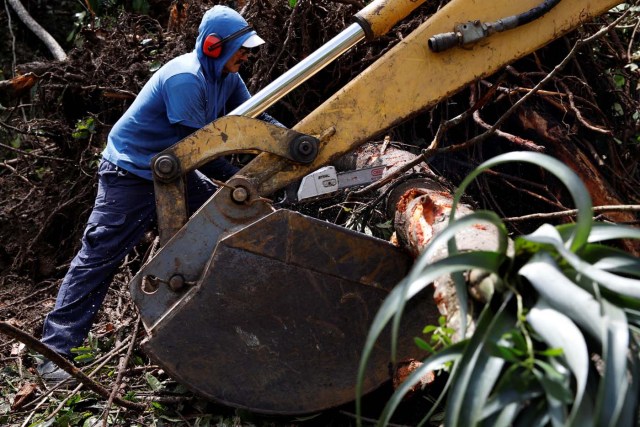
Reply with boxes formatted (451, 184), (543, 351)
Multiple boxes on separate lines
(203, 26), (253, 58)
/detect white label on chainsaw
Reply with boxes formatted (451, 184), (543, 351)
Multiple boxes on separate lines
(297, 166), (339, 201)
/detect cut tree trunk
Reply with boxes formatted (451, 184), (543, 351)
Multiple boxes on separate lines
(340, 143), (505, 335)
(339, 142), (507, 393)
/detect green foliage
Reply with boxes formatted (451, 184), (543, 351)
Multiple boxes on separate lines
(415, 316), (455, 354)
(612, 73), (626, 89)
(72, 117), (96, 140)
(145, 373), (164, 391)
(0, 134), (20, 161)
(131, 0), (149, 15)
(71, 332), (105, 364)
(33, 166), (51, 181)
(357, 152), (640, 426)
(71, 345), (96, 364)
(26, 393), (99, 427)
(9, 135), (21, 148)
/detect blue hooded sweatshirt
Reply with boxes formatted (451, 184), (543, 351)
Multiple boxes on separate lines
(103, 6), (260, 180)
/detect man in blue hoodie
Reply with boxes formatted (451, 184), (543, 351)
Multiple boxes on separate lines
(37, 5), (279, 383)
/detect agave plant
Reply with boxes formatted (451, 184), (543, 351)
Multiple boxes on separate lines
(357, 152), (640, 427)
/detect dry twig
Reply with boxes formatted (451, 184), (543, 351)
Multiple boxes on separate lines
(0, 321), (147, 412)
(504, 204), (640, 223)
(102, 316), (141, 426)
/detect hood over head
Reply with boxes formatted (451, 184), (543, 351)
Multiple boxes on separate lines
(195, 5), (265, 80)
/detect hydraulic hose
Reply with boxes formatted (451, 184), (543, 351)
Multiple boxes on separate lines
(517, 0), (562, 26)
(429, 0), (563, 52)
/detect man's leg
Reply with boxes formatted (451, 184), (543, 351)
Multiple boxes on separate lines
(41, 161), (156, 359)
(39, 164), (216, 382)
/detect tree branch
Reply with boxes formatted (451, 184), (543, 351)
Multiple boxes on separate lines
(6, 0), (66, 61)
(503, 204), (640, 223)
(0, 321), (146, 412)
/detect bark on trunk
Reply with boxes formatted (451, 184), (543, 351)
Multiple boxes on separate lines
(518, 109), (640, 255)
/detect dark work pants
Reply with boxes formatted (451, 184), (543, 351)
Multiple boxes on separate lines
(41, 159), (217, 358)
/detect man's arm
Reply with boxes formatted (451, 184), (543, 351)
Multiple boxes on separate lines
(256, 111), (283, 127)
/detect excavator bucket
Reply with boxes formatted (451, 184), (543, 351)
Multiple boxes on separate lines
(139, 209), (436, 414)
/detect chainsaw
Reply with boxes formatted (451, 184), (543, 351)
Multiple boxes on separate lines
(291, 164), (386, 202)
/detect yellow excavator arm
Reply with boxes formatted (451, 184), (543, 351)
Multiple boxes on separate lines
(154, 0), (621, 241)
(133, 0), (623, 414)
(246, 0), (622, 194)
